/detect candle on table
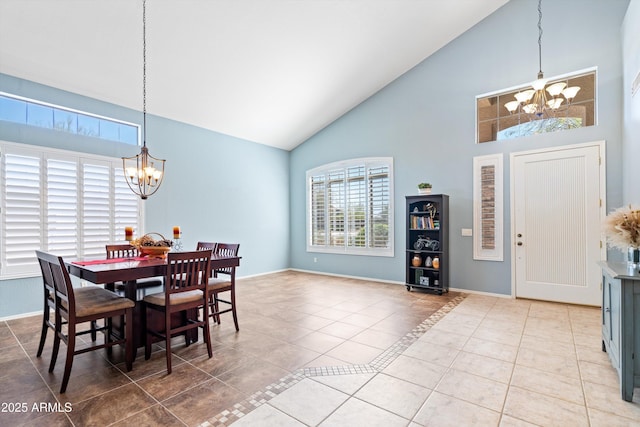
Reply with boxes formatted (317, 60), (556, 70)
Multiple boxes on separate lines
(173, 226), (181, 239)
(125, 226), (134, 241)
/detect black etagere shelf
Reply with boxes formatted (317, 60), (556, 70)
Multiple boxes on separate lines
(405, 194), (449, 294)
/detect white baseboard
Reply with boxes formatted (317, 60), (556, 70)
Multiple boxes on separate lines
(449, 287), (512, 299)
(290, 268), (405, 285)
(235, 268), (290, 280)
(0, 310), (43, 322)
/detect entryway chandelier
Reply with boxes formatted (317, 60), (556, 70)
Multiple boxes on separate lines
(123, 0), (165, 200)
(504, 0), (580, 118)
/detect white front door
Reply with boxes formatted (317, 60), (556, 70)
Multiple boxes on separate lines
(511, 142), (605, 306)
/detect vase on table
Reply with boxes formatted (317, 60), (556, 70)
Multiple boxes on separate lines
(628, 247), (640, 269)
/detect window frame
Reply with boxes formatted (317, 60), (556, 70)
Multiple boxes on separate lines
(0, 140), (144, 279)
(0, 91), (140, 146)
(306, 157), (394, 257)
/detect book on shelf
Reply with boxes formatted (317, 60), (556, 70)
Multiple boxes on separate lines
(410, 215), (438, 230)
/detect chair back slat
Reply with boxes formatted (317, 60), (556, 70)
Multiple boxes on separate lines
(196, 241), (217, 252)
(213, 243), (239, 276)
(165, 250), (211, 296)
(37, 254), (56, 296)
(36, 250), (74, 318)
(106, 244), (139, 259)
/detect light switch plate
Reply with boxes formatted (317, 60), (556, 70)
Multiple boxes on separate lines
(461, 228), (473, 237)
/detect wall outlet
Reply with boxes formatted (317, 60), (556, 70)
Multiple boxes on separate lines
(461, 228), (473, 237)
(314, 257), (318, 263)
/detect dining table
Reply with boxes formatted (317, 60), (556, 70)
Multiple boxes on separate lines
(66, 253), (241, 356)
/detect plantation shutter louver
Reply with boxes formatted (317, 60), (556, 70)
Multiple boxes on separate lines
(82, 162), (111, 258)
(368, 165), (390, 248)
(114, 167), (139, 237)
(327, 170), (345, 247)
(310, 175), (326, 246)
(346, 166), (365, 248)
(46, 158), (78, 257)
(2, 153), (41, 274)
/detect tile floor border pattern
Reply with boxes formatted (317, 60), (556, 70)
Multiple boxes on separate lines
(200, 294), (468, 427)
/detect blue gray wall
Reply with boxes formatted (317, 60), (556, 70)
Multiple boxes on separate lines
(0, 74), (290, 318)
(289, 0), (631, 295)
(622, 0), (640, 203)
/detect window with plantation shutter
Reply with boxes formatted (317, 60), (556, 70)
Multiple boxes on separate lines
(307, 157), (393, 256)
(0, 142), (144, 279)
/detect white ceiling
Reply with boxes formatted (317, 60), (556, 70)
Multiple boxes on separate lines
(0, 0), (508, 151)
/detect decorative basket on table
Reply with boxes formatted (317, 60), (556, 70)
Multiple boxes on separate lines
(131, 232), (173, 259)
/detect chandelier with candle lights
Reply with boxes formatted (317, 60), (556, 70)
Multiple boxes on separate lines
(123, 0), (165, 200)
(504, 0), (580, 118)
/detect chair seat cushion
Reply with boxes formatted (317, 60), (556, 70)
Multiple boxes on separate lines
(143, 290), (204, 307)
(207, 278), (231, 292)
(69, 286), (135, 317)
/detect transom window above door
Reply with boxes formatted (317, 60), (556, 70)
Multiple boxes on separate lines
(476, 68), (596, 143)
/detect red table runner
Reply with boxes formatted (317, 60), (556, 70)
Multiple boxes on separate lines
(71, 256), (148, 266)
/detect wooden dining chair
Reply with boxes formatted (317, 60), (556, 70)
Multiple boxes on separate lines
(207, 243), (240, 331)
(106, 244), (163, 297)
(36, 252), (62, 357)
(36, 252), (103, 356)
(143, 250), (213, 374)
(35, 250), (135, 393)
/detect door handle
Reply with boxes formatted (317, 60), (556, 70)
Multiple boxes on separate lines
(517, 242), (523, 246)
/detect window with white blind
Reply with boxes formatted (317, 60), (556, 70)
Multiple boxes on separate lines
(0, 142), (143, 279)
(307, 157), (393, 256)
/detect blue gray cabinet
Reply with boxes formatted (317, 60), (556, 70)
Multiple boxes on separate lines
(600, 262), (640, 401)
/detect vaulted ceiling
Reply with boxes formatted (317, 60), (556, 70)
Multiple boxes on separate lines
(0, 0), (508, 150)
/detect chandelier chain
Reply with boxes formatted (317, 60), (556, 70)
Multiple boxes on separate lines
(122, 0), (165, 200)
(502, 0), (582, 121)
(537, 0), (543, 75)
(142, 0), (147, 145)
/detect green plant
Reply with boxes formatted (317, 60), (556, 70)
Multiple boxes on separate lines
(418, 182), (432, 189)
(355, 224), (389, 247)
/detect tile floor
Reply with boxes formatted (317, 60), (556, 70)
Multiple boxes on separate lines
(1, 270), (639, 426)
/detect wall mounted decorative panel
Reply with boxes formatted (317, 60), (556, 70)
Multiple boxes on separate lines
(473, 154), (503, 261)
